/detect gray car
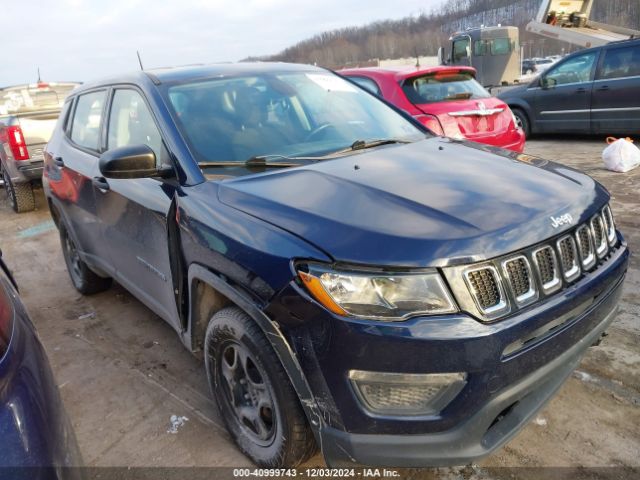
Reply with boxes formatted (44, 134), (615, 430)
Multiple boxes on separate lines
(499, 39), (640, 137)
(0, 82), (79, 212)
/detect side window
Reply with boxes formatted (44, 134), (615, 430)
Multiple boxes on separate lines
(452, 39), (470, 62)
(107, 89), (163, 163)
(346, 76), (381, 96)
(70, 90), (106, 151)
(490, 38), (511, 55)
(545, 52), (597, 86)
(598, 45), (640, 80)
(474, 40), (487, 56)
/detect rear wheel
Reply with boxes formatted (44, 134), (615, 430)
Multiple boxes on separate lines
(2, 167), (35, 213)
(205, 307), (316, 467)
(60, 224), (112, 294)
(512, 108), (531, 139)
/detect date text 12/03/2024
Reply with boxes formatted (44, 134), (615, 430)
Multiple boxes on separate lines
(232, 469), (401, 477)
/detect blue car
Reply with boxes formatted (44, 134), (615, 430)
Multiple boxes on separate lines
(0, 251), (82, 478)
(42, 63), (628, 468)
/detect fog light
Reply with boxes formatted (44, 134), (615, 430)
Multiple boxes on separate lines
(349, 370), (467, 417)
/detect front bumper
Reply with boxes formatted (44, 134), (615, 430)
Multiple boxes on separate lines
(270, 237), (628, 467)
(319, 289), (620, 467)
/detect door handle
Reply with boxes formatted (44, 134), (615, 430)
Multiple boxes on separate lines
(575, 87), (587, 93)
(596, 85), (610, 91)
(53, 157), (64, 167)
(92, 176), (110, 192)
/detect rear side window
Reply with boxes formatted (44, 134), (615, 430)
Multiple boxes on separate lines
(345, 76), (381, 96)
(402, 71), (490, 104)
(70, 91), (106, 151)
(598, 45), (640, 80)
(107, 89), (163, 163)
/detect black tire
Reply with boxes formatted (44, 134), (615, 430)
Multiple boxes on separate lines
(60, 224), (112, 294)
(2, 167), (35, 213)
(205, 307), (316, 467)
(512, 108), (531, 139)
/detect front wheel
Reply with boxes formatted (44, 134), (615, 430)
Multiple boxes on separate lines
(512, 108), (531, 139)
(205, 307), (316, 467)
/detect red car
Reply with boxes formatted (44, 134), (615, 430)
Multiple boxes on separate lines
(339, 66), (525, 152)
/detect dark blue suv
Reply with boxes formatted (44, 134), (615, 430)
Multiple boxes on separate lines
(42, 63), (628, 468)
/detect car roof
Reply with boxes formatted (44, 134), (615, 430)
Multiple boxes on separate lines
(70, 62), (327, 95)
(339, 65), (477, 82)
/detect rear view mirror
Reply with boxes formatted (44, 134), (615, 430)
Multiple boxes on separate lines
(99, 145), (171, 179)
(437, 47), (447, 65)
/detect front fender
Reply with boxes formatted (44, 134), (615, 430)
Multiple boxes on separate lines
(186, 263), (324, 442)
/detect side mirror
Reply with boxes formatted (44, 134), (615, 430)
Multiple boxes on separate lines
(99, 145), (172, 179)
(437, 47), (447, 65)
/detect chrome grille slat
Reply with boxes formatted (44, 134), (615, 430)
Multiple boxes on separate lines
(602, 205), (616, 246)
(502, 256), (537, 306)
(590, 214), (608, 259)
(464, 266), (508, 318)
(532, 246), (561, 294)
(556, 235), (580, 282)
(576, 225), (596, 270)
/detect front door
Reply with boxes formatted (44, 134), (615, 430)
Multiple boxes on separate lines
(533, 51), (599, 133)
(591, 43), (640, 134)
(95, 87), (180, 329)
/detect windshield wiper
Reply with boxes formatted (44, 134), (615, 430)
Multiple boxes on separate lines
(197, 155), (303, 169)
(322, 138), (412, 157)
(244, 154), (303, 167)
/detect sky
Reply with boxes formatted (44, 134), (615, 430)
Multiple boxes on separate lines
(3, 0), (444, 86)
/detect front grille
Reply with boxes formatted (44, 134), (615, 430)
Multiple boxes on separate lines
(466, 268), (501, 309)
(453, 206), (618, 322)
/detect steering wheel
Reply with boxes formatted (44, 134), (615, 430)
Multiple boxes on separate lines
(304, 123), (337, 142)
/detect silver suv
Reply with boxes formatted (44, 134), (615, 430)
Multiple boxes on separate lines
(0, 82), (79, 212)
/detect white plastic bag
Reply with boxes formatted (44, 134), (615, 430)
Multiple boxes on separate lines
(602, 137), (640, 173)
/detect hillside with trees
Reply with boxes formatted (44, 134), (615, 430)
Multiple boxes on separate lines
(250, 0), (639, 68)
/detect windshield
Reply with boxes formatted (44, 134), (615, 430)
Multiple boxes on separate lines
(165, 71), (426, 163)
(402, 71), (490, 104)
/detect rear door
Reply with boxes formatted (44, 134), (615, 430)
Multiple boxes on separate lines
(95, 87), (180, 328)
(533, 50), (599, 133)
(49, 89), (111, 272)
(591, 43), (640, 134)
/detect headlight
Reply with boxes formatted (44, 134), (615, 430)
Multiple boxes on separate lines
(297, 264), (457, 320)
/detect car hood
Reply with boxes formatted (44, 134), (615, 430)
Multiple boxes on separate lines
(217, 138), (608, 267)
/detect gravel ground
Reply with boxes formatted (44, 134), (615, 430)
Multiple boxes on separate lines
(0, 136), (638, 478)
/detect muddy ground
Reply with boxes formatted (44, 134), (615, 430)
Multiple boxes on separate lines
(0, 137), (638, 477)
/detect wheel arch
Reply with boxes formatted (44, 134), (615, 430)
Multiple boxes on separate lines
(186, 263), (324, 441)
